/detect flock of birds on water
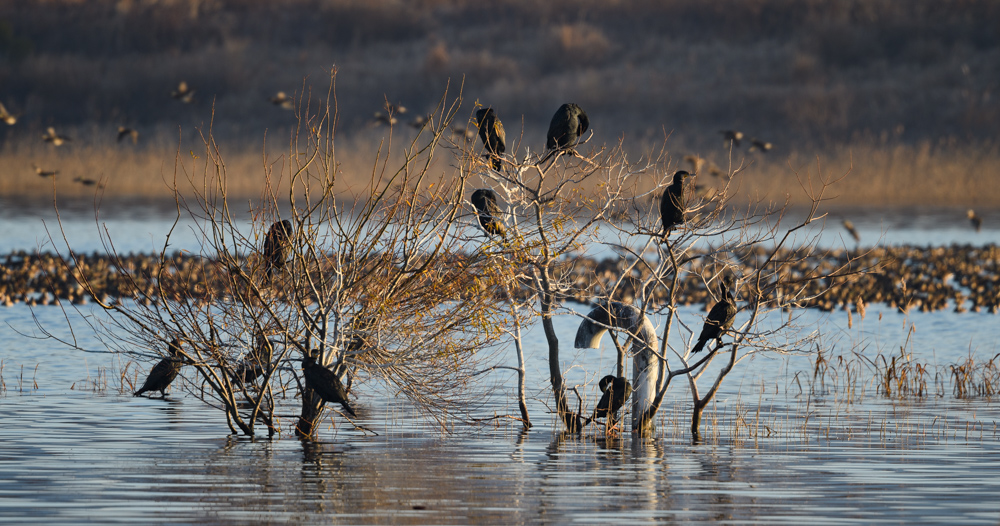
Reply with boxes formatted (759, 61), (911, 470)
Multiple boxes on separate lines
(2, 85), (991, 430)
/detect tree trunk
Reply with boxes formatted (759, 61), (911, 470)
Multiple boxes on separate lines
(512, 314), (532, 429)
(542, 290), (579, 432)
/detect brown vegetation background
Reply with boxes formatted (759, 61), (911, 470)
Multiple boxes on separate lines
(1, 0), (999, 204)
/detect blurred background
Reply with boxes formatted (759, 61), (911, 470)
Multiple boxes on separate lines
(1, 0), (998, 204)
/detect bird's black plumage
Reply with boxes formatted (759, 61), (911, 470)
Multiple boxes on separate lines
(475, 107), (506, 171)
(660, 170), (691, 236)
(302, 354), (356, 417)
(692, 275), (737, 353)
(546, 103), (590, 151)
(592, 375), (632, 422)
(470, 189), (506, 237)
(133, 338), (184, 397)
(262, 220), (293, 280)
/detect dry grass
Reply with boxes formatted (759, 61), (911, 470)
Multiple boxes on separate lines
(3, 131), (999, 206)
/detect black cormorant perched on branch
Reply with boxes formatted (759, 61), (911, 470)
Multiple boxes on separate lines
(660, 170), (692, 237)
(470, 189), (506, 238)
(591, 375), (632, 424)
(262, 220), (293, 281)
(475, 107), (506, 171)
(302, 354), (356, 417)
(691, 275), (737, 354)
(133, 338), (184, 397)
(546, 103), (589, 153)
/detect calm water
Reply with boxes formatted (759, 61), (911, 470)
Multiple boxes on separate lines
(2, 202), (1000, 524)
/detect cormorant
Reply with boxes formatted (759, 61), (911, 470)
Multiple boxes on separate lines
(749, 138), (772, 153)
(475, 107), (506, 171)
(262, 220), (293, 281)
(171, 81), (195, 103)
(0, 101), (17, 125)
(33, 164), (58, 177)
(691, 275), (737, 353)
(302, 354), (356, 417)
(373, 112), (397, 126)
(269, 91), (294, 110)
(133, 338), (185, 397)
(470, 189), (506, 237)
(842, 219), (860, 243)
(42, 127), (70, 146)
(546, 103), (589, 152)
(660, 170), (692, 236)
(591, 375), (632, 424)
(967, 209), (983, 232)
(117, 126), (139, 144)
(720, 130), (743, 147)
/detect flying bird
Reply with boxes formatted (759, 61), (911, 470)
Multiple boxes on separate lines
(451, 125), (476, 141)
(42, 127), (70, 146)
(0, 101), (17, 125)
(117, 126), (139, 144)
(691, 275), (737, 354)
(660, 170), (692, 237)
(133, 339), (185, 398)
(269, 91), (294, 110)
(748, 138), (772, 153)
(475, 107), (506, 171)
(33, 164), (58, 177)
(842, 219), (860, 243)
(967, 209), (983, 232)
(373, 112), (397, 126)
(73, 176), (101, 187)
(720, 130), (743, 147)
(302, 354), (356, 417)
(171, 81), (195, 103)
(546, 103), (590, 153)
(262, 219), (293, 281)
(470, 188), (506, 238)
(409, 114), (432, 129)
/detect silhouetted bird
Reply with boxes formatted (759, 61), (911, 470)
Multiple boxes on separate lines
(232, 331), (271, 385)
(720, 130), (743, 147)
(475, 107), (506, 171)
(302, 354), (356, 417)
(967, 209), (983, 232)
(117, 126), (139, 144)
(470, 189), (506, 237)
(842, 219), (860, 243)
(660, 170), (692, 237)
(171, 81), (195, 103)
(748, 138), (772, 153)
(692, 275), (737, 353)
(73, 176), (101, 187)
(33, 164), (58, 177)
(451, 125), (476, 141)
(269, 91), (294, 110)
(409, 114), (432, 129)
(134, 338), (184, 397)
(591, 375), (632, 423)
(546, 103), (589, 152)
(42, 127), (70, 146)
(262, 220), (293, 281)
(373, 112), (397, 126)
(0, 101), (17, 125)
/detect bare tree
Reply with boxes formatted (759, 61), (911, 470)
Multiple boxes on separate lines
(41, 74), (513, 438)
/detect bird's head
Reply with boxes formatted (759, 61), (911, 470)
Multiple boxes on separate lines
(598, 374), (616, 392)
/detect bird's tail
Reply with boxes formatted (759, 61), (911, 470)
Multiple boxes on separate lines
(341, 401), (357, 418)
(691, 339), (705, 354)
